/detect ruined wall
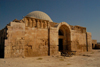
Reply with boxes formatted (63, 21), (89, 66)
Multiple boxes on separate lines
(49, 22), (58, 27)
(92, 40), (97, 49)
(92, 40), (100, 49)
(70, 25), (86, 33)
(71, 30), (87, 55)
(74, 26), (86, 33)
(4, 22), (25, 58)
(95, 44), (100, 49)
(71, 26), (92, 53)
(86, 32), (92, 52)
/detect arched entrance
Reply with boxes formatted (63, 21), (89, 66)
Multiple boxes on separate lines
(59, 29), (64, 51)
(57, 22), (71, 53)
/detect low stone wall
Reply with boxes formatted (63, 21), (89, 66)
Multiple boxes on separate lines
(95, 44), (100, 49)
(92, 40), (97, 49)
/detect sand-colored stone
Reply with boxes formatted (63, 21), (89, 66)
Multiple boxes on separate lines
(0, 11), (94, 58)
(92, 40), (97, 49)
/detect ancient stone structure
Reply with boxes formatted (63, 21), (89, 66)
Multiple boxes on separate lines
(0, 11), (93, 58)
(92, 40), (100, 49)
(92, 40), (97, 49)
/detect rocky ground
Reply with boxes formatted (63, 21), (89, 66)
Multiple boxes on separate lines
(0, 49), (100, 67)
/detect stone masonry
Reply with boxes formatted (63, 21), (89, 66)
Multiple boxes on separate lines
(0, 11), (93, 58)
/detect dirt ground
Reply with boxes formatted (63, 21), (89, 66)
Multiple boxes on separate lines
(0, 49), (100, 67)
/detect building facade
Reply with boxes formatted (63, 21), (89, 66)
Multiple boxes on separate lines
(0, 11), (92, 58)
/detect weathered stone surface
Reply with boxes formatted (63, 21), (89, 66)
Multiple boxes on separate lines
(92, 40), (97, 49)
(0, 15), (93, 58)
(86, 32), (92, 52)
(71, 30), (87, 55)
(95, 44), (100, 49)
(50, 27), (58, 55)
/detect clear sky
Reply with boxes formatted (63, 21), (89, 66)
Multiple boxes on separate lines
(0, 0), (100, 42)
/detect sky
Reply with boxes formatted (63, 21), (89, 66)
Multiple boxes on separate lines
(0, 0), (100, 42)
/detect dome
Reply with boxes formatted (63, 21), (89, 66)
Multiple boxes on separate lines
(26, 11), (53, 22)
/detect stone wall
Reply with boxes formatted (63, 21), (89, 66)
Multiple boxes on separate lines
(24, 28), (48, 57)
(92, 40), (97, 49)
(74, 26), (86, 33)
(4, 21), (49, 58)
(71, 30), (87, 55)
(0, 18), (93, 58)
(71, 30), (77, 51)
(49, 22), (58, 27)
(4, 22), (25, 58)
(50, 27), (59, 55)
(86, 32), (92, 52)
(70, 25), (86, 33)
(95, 44), (100, 49)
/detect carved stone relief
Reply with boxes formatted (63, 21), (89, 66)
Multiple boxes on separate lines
(24, 17), (48, 29)
(25, 18), (28, 27)
(32, 19), (37, 27)
(43, 21), (45, 28)
(29, 19), (32, 27)
(44, 21), (47, 28)
(38, 20), (41, 28)
(41, 21), (43, 28)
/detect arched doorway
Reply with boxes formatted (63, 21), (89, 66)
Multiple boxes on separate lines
(59, 29), (64, 51)
(57, 22), (71, 53)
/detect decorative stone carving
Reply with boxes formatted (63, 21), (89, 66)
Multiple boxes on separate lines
(39, 21), (41, 28)
(43, 21), (45, 28)
(41, 20), (43, 28)
(24, 18), (28, 27)
(29, 19), (32, 27)
(32, 19), (37, 27)
(37, 20), (40, 28)
(44, 21), (47, 28)
(20, 19), (24, 23)
(46, 22), (48, 28)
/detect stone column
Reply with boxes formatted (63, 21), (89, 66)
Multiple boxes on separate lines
(32, 19), (36, 27)
(38, 20), (41, 28)
(47, 22), (48, 28)
(29, 18), (32, 27)
(43, 21), (45, 28)
(41, 20), (43, 28)
(86, 32), (92, 52)
(37, 20), (40, 28)
(24, 18), (28, 27)
(44, 21), (47, 28)
(47, 22), (50, 28)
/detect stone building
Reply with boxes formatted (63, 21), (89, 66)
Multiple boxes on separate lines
(92, 40), (100, 49)
(92, 40), (97, 49)
(0, 11), (92, 58)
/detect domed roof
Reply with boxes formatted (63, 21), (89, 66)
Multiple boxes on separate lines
(26, 11), (53, 22)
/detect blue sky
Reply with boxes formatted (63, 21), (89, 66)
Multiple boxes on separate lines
(0, 0), (100, 42)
